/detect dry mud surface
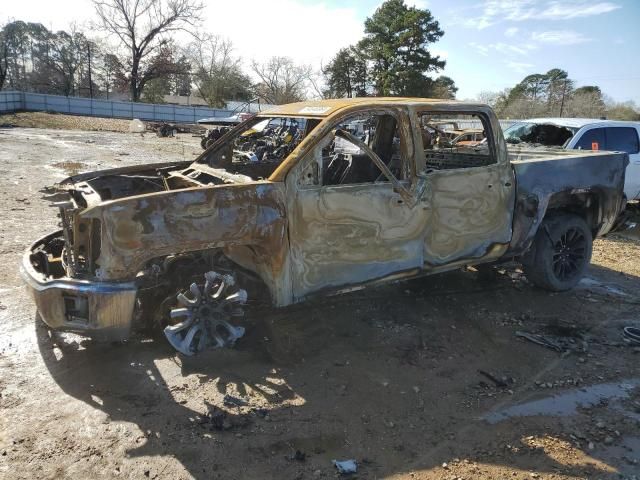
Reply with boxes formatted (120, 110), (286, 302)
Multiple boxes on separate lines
(0, 112), (135, 133)
(0, 126), (639, 480)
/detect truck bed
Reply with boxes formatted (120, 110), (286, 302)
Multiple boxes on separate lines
(508, 146), (628, 253)
(508, 146), (626, 165)
(510, 147), (628, 194)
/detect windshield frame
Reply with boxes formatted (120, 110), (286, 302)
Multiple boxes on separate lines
(194, 114), (318, 172)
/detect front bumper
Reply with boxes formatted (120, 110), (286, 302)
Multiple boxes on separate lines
(21, 231), (137, 341)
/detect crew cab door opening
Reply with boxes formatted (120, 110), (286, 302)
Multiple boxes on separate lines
(286, 108), (428, 300)
(415, 111), (516, 266)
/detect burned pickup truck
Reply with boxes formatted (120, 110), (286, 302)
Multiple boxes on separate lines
(22, 98), (628, 355)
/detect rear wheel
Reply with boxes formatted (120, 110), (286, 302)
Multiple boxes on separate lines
(522, 214), (592, 291)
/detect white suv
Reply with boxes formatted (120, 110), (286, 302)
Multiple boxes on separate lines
(504, 118), (640, 200)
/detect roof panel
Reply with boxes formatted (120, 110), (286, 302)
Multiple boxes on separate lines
(258, 97), (455, 117)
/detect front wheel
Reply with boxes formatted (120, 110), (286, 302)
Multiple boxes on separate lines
(162, 271), (247, 356)
(522, 214), (593, 291)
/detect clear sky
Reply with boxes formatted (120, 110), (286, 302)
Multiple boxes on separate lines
(3, 0), (639, 103)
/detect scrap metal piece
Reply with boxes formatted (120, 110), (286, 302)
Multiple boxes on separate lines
(515, 331), (563, 352)
(333, 459), (358, 474)
(478, 369), (508, 388)
(223, 394), (249, 407)
(164, 271), (246, 356)
(623, 326), (640, 345)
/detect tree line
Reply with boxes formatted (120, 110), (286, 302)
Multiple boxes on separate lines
(0, 0), (316, 107)
(478, 69), (639, 121)
(0, 0), (457, 107)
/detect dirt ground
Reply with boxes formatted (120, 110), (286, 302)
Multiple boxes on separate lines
(0, 112), (135, 133)
(0, 124), (639, 480)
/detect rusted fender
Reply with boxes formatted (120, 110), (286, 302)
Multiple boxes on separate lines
(81, 182), (287, 281)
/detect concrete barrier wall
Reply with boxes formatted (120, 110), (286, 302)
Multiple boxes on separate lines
(0, 91), (23, 113)
(1, 90), (520, 129)
(0, 90), (234, 124)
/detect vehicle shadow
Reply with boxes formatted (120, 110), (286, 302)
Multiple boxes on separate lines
(37, 265), (639, 479)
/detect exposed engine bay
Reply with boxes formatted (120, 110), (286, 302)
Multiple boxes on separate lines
(198, 115), (320, 179)
(33, 115), (319, 285)
(54, 115), (319, 207)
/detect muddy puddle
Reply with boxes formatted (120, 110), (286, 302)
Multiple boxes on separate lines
(598, 435), (640, 476)
(579, 277), (629, 297)
(485, 379), (640, 424)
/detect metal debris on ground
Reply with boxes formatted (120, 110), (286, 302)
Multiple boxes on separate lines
(623, 326), (640, 345)
(515, 327), (588, 354)
(155, 123), (177, 137)
(223, 394), (249, 407)
(478, 370), (509, 388)
(516, 331), (563, 352)
(333, 459), (358, 474)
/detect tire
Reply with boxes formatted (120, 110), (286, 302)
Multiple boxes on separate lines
(522, 214), (593, 291)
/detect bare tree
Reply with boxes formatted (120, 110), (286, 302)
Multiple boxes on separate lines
(565, 86), (606, 118)
(251, 56), (311, 105)
(476, 90), (499, 107)
(47, 25), (90, 96)
(604, 97), (640, 121)
(307, 68), (330, 99)
(92, 0), (203, 101)
(189, 35), (251, 108)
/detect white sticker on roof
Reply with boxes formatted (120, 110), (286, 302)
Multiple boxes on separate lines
(298, 106), (331, 114)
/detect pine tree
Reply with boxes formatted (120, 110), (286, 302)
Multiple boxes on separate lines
(357, 0), (445, 96)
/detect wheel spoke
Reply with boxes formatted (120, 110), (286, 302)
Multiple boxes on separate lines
(170, 307), (191, 319)
(182, 323), (202, 355)
(212, 280), (225, 300)
(189, 283), (201, 301)
(226, 289), (248, 304)
(553, 260), (562, 277)
(177, 291), (197, 307)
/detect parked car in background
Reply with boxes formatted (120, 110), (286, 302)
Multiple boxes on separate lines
(450, 128), (485, 146)
(503, 118), (640, 200)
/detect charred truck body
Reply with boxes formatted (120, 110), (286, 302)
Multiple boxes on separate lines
(22, 98), (628, 355)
